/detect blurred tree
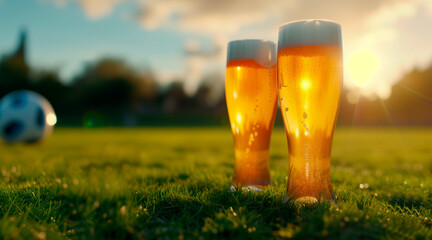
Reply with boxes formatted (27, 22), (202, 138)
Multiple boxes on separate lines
(160, 81), (188, 114)
(386, 66), (432, 125)
(70, 58), (157, 120)
(0, 29), (30, 96)
(194, 84), (212, 111)
(31, 70), (69, 112)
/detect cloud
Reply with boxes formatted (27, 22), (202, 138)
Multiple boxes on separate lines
(78, 0), (122, 19)
(48, 0), (432, 98)
(367, 0), (417, 26)
(183, 38), (224, 95)
(46, 0), (122, 19)
(135, 0), (277, 35)
(137, 0), (426, 97)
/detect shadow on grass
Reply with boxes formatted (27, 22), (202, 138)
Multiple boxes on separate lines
(381, 194), (431, 210)
(0, 185), (137, 239)
(134, 185), (298, 239)
(0, 181), (392, 239)
(135, 183), (390, 239)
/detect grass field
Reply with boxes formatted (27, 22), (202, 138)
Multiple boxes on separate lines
(0, 127), (431, 239)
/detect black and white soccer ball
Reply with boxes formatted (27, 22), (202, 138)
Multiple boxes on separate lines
(0, 90), (57, 144)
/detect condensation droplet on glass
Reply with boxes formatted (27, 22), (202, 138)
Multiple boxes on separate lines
(285, 107), (288, 112)
(303, 112), (308, 119)
(254, 132), (258, 137)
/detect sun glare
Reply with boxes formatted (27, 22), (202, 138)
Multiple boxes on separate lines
(347, 50), (380, 87)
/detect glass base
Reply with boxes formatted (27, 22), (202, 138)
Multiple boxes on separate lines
(232, 149), (271, 187)
(284, 195), (337, 205)
(285, 157), (336, 205)
(230, 182), (272, 192)
(295, 196), (318, 204)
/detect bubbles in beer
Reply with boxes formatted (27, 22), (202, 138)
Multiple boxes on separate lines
(268, 68), (273, 104)
(280, 98), (286, 111)
(248, 133), (255, 146)
(303, 112), (308, 119)
(303, 144), (311, 177)
(285, 107), (289, 112)
(303, 123), (310, 136)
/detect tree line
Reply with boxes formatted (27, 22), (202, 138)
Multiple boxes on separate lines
(0, 56), (227, 126)
(1, 46), (431, 127)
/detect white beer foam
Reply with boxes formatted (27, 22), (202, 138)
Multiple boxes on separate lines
(278, 19), (342, 50)
(227, 39), (276, 67)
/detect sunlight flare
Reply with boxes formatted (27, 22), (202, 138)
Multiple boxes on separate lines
(347, 50), (380, 87)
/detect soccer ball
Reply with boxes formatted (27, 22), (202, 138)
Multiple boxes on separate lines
(0, 90), (57, 144)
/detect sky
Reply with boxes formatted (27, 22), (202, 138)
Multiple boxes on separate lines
(1, 0), (432, 101)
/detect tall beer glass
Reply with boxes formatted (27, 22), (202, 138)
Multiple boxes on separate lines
(225, 39), (277, 190)
(277, 20), (343, 203)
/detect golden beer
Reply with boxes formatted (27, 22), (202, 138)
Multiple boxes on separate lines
(277, 20), (343, 203)
(225, 40), (277, 189)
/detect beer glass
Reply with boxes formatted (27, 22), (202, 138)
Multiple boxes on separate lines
(277, 20), (343, 203)
(225, 39), (278, 190)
